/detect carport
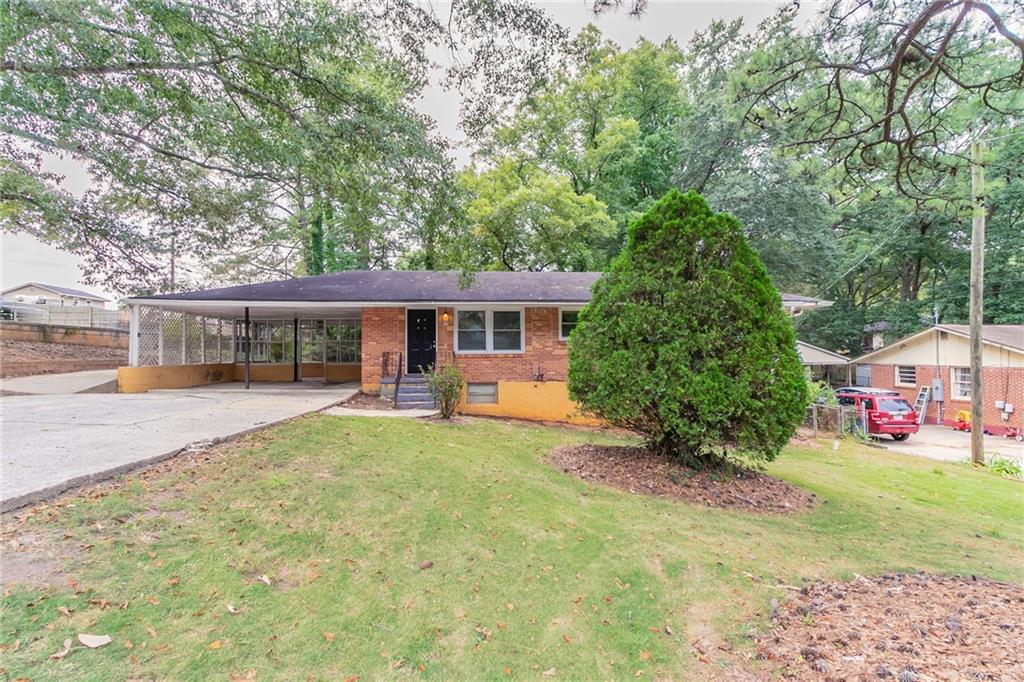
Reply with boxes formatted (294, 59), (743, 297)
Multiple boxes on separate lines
(122, 299), (362, 391)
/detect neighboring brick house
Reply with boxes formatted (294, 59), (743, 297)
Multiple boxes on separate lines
(852, 324), (1024, 436)
(123, 271), (830, 423)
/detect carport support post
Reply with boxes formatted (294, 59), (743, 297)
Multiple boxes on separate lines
(293, 317), (299, 382)
(244, 306), (251, 389)
(128, 305), (140, 367)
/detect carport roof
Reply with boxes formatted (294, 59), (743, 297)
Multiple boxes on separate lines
(126, 270), (832, 311)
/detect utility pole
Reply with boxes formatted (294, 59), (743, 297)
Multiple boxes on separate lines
(969, 138), (986, 466)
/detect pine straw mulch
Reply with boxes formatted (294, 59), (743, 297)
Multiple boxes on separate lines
(756, 572), (1024, 681)
(548, 444), (816, 513)
(340, 391), (396, 410)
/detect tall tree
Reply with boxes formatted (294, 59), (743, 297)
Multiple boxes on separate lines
(1, 0), (565, 293)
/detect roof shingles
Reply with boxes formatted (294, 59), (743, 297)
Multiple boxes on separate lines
(133, 270), (827, 307)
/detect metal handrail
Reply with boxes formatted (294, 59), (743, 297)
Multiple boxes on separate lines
(394, 351), (403, 398)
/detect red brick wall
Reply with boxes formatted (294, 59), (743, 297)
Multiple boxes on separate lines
(360, 306), (571, 388)
(868, 363), (1024, 435)
(436, 306), (569, 382)
(361, 307), (406, 387)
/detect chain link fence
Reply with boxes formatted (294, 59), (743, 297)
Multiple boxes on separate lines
(804, 403), (868, 439)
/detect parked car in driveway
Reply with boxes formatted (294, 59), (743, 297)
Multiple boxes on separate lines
(835, 387), (920, 441)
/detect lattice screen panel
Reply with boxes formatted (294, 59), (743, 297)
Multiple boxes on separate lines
(137, 306), (162, 366)
(133, 307), (236, 367)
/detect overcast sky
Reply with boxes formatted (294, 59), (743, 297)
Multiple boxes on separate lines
(1, 1), (821, 303)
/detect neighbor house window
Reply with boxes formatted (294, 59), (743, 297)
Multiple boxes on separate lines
(455, 309), (523, 352)
(326, 319), (361, 363)
(951, 367), (971, 400)
(895, 365), (916, 387)
(559, 309), (579, 340)
(467, 383), (498, 404)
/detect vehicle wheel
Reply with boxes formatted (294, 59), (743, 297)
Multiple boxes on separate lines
(891, 433), (910, 441)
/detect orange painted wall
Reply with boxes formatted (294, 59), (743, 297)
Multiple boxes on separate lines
(118, 363), (235, 393)
(457, 381), (600, 425)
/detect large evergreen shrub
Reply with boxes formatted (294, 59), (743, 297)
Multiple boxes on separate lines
(568, 190), (808, 467)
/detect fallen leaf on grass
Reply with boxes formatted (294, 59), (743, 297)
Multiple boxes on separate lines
(124, 640), (134, 649)
(226, 604), (239, 614)
(257, 575), (272, 586)
(542, 668), (556, 677)
(145, 626), (157, 637)
(342, 676), (360, 682)
(419, 561), (433, 571)
(639, 650), (651, 660)
(209, 640), (222, 650)
(664, 624), (673, 636)
(78, 633), (112, 648)
(57, 606), (73, 617)
(322, 631), (335, 642)
(49, 638), (72, 660)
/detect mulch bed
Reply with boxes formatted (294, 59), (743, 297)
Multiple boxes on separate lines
(548, 444), (815, 513)
(340, 391), (396, 410)
(757, 573), (1024, 681)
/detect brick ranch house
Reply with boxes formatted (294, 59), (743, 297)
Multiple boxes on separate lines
(121, 271), (830, 423)
(852, 324), (1024, 436)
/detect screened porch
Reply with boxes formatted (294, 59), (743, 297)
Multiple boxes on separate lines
(126, 302), (363, 388)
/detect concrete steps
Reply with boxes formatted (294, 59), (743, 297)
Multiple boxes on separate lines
(394, 374), (436, 410)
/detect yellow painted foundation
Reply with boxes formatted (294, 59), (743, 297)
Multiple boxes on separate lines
(119, 363), (362, 392)
(458, 381), (600, 425)
(118, 363), (235, 393)
(326, 364), (360, 382)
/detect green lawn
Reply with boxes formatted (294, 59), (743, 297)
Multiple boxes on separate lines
(2, 416), (1022, 680)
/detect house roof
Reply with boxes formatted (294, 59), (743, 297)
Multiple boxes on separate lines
(853, 324), (1024, 363)
(0, 282), (108, 301)
(796, 340), (849, 365)
(127, 270), (832, 309)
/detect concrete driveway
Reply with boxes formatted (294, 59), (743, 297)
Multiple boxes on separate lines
(876, 424), (1024, 464)
(1, 382), (357, 511)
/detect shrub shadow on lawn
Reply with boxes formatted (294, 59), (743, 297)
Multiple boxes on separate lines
(549, 443), (816, 513)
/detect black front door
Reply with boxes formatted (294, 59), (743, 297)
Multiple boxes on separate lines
(406, 309), (436, 374)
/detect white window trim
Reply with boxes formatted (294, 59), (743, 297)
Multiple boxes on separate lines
(558, 307), (582, 341)
(454, 307), (525, 354)
(894, 365), (917, 388)
(950, 366), (971, 401)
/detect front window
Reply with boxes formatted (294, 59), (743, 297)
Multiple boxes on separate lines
(455, 309), (523, 353)
(952, 367), (971, 399)
(895, 365), (916, 386)
(457, 310), (487, 350)
(234, 320), (295, 363)
(326, 319), (361, 363)
(560, 309), (579, 340)
(492, 311), (522, 351)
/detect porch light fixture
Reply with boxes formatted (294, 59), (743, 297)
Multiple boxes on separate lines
(441, 311), (450, 323)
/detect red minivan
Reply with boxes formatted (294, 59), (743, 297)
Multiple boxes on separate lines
(835, 387), (920, 441)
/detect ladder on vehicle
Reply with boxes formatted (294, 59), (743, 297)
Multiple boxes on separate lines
(913, 386), (930, 425)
